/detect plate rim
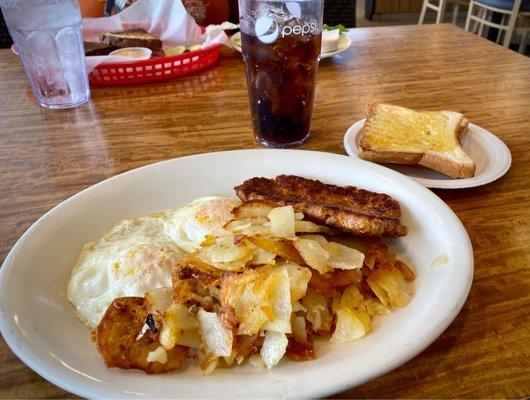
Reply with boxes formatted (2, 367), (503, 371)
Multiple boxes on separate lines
(343, 118), (512, 189)
(0, 149), (474, 398)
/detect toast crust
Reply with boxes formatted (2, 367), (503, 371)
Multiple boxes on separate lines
(358, 103), (475, 179)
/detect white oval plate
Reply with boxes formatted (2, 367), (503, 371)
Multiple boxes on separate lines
(230, 31), (352, 59)
(344, 119), (512, 189)
(0, 150), (473, 399)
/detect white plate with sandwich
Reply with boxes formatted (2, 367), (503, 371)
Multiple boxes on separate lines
(0, 150), (473, 398)
(343, 104), (512, 189)
(230, 31), (352, 59)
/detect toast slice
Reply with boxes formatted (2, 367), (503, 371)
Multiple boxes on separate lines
(84, 42), (117, 56)
(100, 28), (162, 51)
(358, 103), (475, 179)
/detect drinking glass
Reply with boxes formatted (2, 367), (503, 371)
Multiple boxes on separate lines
(238, 0), (324, 148)
(1, 0), (90, 109)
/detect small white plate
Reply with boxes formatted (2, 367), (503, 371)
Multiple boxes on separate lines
(0, 150), (473, 398)
(344, 119), (512, 189)
(320, 34), (352, 59)
(230, 31), (352, 59)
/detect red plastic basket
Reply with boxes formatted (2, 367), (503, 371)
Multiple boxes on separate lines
(88, 44), (221, 86)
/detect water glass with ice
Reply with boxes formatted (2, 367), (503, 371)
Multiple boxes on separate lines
(1, 0), (90, 109)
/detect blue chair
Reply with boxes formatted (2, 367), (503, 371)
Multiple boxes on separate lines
(465, 0), (530, 50)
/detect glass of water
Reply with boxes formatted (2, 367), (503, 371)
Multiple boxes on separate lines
(1, 0), (90, 109)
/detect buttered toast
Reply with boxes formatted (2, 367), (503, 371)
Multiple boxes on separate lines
(358, 103), (475, 179)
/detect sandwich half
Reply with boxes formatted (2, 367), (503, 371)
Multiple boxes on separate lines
(100, 28), (162, 51)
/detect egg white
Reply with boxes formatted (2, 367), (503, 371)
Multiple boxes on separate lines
(67, 196), (240, 328)
(165, 196), (243, 253)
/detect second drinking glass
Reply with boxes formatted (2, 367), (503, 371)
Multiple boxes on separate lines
(238, 0), (324, 148)
(1, 0), (90, 109)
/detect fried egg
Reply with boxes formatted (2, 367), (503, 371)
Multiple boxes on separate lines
(67, 196), (240, 328)
(165, 197), (242, 253)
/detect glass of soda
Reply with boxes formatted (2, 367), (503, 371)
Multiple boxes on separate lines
(1, 0), (90, 109)
(238, 0), (323, 148)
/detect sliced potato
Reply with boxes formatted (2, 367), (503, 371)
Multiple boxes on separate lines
(294, 220), (319, 233)
(285, 335), (315, 361)
(363, 239), (396, 270)
(260, 331), (288, 369)
(292, 300), (307, 313)
(220, 270), (269, 335)
(261, 266), (292, 333)
(213, 257), (254, 272)
(94, 198), (415, 375)
(233, 334), (261, 365)
(197, 345), (219, 374)
(395, 260), (416, 281)
(223, 219), (252, 232)
(146, 346), (168, 364)
(202, 358), (219, 375)
(196, 241), (254, 272)
(198, 241), (250, 264)
(160, 303), (201, 350)
(281, 262), (311, 303)
(268, 205), (296, 238)
(249, 353), (266, 369)
(294, 212), (305, 220)
(308, 269), (361, 298)
(199, 234), (217, 248)
(326, 242), (364, 270)
(173, 328), (201, 348)
(247, 235), (304, 265)
(367, 263), (412, 307)
(332, 284), (364, 313)
(220, 265), (292, 335)
(145, 287), (173, 317)
(300, 234), (328, 248)
(240, 224), (272, 236)
(355, 307), (372, 333)
(302, 289), (332, 332)
(250, 247), (277, 266)
(233, 200), (275, 219)
(293, 238), (330, 274)
(363, 297), (390, 316)
(330, 306), (371, 343)
(292, 315), (307, 344)
(251, 217), (271, 225)
(164, 303), (199, 330)
(366, 280), (389, 306)
(197, 309), (233, 357)
(295, 220), (334, 234)
(329, 269), (362, 288)
(224, 217), (270, 234)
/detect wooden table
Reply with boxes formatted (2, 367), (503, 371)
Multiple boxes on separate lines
(0, 24), (529, 398)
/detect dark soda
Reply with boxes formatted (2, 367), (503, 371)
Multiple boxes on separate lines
(241, 31), (321, 147)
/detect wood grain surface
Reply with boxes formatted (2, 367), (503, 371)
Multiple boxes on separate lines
(0, 24), (529, 399)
